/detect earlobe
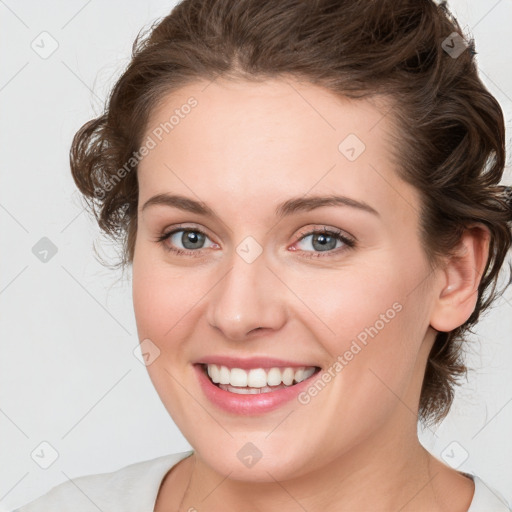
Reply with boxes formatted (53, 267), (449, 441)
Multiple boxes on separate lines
(430, 224), (490, 332)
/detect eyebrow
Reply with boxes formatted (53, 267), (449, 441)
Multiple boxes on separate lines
(141, 193), (380, 218)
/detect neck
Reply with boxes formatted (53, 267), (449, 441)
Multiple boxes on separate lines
(167, 414), (471, 512)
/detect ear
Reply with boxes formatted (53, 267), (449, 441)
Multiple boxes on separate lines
(430, 224), (491, 332)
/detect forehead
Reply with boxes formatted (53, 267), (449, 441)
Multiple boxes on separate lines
(138, 78), (419, 223)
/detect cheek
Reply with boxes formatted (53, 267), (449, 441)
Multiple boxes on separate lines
(288, 263), (428, 444)
(288, 251), (429, 389)
(286, 260), (409, 345)
(132, 248), (204, 341)
(131, 257), (204, 420)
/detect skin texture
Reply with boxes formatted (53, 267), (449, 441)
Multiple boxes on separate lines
(132, 77), (489, 511)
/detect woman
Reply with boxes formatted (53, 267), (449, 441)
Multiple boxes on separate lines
(15, 0), (512, 510)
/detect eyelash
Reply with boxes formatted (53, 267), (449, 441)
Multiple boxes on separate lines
(154, 224), (356, 259)
(295, 227), (356, 258)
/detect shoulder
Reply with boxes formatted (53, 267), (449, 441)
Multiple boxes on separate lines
(13, 450), (194, 512)
(467, 474), (512, 512)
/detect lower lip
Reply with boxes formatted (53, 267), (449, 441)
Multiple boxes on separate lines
(194, 364), (320, 415)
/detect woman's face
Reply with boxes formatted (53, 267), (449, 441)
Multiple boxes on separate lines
(132, 77), (440, 480)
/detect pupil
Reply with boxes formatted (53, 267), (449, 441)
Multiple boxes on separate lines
(314, 233), (335, 251)
(183, 230), (204, 249)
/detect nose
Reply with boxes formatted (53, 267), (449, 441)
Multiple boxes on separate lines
(206, 249), (287, 341)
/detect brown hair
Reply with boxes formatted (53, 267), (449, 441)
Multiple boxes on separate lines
(70, 0), (512, 426)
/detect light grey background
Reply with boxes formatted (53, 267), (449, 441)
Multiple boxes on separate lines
(1, 0), (511, 510)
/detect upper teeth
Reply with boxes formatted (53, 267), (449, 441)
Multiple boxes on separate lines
(206, 364), (317, 388)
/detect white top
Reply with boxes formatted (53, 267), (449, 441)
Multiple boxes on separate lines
(13, 450), (511, 512)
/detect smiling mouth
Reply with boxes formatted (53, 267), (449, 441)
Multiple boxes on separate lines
(199, 363), (321, 394)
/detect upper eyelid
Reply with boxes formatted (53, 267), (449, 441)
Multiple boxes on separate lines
(165, 224), (214, 240)
(297, 226), (352, 239)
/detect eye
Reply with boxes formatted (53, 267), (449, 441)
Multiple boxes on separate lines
(155, 225), (218, 256)
(154, 224), (356, 259)
(292, 227), (356, 258)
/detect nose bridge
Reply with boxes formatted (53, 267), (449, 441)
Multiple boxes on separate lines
(207, 246), (286, 340)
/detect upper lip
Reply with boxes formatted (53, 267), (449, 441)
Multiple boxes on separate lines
(194, 355), (320, 370)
